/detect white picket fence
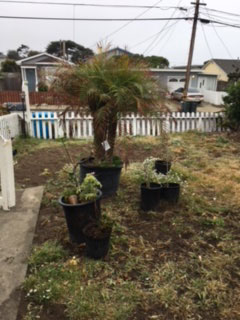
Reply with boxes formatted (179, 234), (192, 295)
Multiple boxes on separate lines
(28, 111), (224, 139)
(0, 135), (16, 210)
(0, 113), (21, 139)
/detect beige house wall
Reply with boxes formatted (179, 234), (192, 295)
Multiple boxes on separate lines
(203, 61), (228, 82)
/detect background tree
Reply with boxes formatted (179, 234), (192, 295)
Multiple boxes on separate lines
(223, 81), (240, 131)
(17, 44), (30, 58)
(7, 50), (20, 60)
(1, 59), (20, 72)
(28, 50), (41, 57)
(128, 54), (169, 68)
(46, 40), (94, 63)
(144, 56), (169, 69)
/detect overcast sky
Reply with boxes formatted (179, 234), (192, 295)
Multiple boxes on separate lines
(1, 0), (240, 66)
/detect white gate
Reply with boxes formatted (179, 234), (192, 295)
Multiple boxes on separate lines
(0, 135), (16, 210)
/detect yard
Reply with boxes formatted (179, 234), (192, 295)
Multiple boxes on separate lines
(15, 132), (240, 320)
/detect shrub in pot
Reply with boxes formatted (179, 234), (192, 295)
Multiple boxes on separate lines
(58, 164), (102, 244)
(158, 169), (182, 204)
(83, 214), (113, 259)
(135, 157), (163, 211)
(53, 47), (164, 197)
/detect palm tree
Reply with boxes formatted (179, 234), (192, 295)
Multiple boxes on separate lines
(53, 50), (163, 162)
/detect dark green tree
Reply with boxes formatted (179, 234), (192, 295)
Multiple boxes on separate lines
(144, 56), (169, 68)
(1, 59), (20, 72)
(17, 44), (30, 58)
(28, 50), (41, 57)
(7, 50), (20, 60)
(223, 81), (240, 131)
(46, 40), (93, 63)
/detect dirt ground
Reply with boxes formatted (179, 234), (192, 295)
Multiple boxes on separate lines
(15, 134), (240, 320)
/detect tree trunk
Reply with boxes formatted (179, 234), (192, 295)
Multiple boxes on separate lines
(92, 115), (106, 161)
(106, 117), (118, 161)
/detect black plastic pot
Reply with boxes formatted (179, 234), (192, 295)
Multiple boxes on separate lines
(140, 183), (162, 211)
(83, 223), (112, 259)
(58, 191), (102, 244)
(155, 160), (171, 175)
(79, 158), (123, 198)
(161, 183), (180, 204)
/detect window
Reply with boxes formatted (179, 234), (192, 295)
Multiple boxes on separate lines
(180, 78), (186, 82)
(169, 78), (178, 82)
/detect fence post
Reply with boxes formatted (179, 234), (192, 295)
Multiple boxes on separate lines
(0, 135), (16, 211)
(22, 80), (32, 136)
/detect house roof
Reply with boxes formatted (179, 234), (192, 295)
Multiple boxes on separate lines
(172, 64), (203, 69)
(205, 59), (240, 75)
(106, 47), (133, 55)
(17, 52), (72, 66)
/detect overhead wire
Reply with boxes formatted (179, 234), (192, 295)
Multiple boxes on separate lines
(0, 16), (192, 21)
(200, 21), (213, 59)
(0, 0), (186, 10)
(130, 19), (180, 49)
(143, 0), (183, 55)
(89, 0), (164, 49)
(202, 8), (234, 59)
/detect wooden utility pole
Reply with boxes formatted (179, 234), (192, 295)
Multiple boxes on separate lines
(183, 0), (206, 99)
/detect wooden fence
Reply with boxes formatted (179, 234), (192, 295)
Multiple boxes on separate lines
(27, 111), (223, 139)
(0, 91), (76, 105)
(0, 113), (21, 139)
(0, 135), (16, 210)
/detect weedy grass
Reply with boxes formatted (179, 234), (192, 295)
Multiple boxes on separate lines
(22, 132), (240, 320)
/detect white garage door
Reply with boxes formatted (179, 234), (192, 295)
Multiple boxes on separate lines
(167, 77), (185, 93)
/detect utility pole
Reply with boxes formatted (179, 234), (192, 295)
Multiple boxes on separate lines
(183, 0), (206, 100)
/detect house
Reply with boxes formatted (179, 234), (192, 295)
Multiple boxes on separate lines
(151, 68), (218, 93)
(202, 59), (240, 91)
(102, 47), (133, 59)
(17, 52), (71, 92)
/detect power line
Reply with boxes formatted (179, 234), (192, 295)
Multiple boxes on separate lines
(204, 8), (234, 59)
(0, 0), (186, 10)
(206, 7), (240, 19)
(200, 11), (240, 24)
(89, 0), (164, 49)
(130, 20), (180, 49)
(0, 15), (191, 22)
(200, 22), (213, 58)
(143, 0), (184, 54)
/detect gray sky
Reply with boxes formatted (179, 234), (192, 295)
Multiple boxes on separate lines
(1, 0), (240, 66)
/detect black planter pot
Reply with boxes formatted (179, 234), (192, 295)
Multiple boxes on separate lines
(58, 191), (102, 244)
(161, 183), (180, 204)
(155, 160), (171, 175)
(79, 158), (123, 198)
(140, 183), (162, 211)
(83, 223), (112, 259)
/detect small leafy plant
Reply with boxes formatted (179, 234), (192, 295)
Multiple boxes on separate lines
(60, 164), (102, 204)
(133, 157), (163, 188)
(157, 169), (183, 186)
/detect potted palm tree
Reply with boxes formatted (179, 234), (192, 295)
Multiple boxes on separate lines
(53, 48), (162, 197)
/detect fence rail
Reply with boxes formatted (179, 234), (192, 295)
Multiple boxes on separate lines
(26, 111), (223, 139)
(0, 113), (21, 139)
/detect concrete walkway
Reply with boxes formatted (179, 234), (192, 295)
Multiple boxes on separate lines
(0, 186), (44, 320)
